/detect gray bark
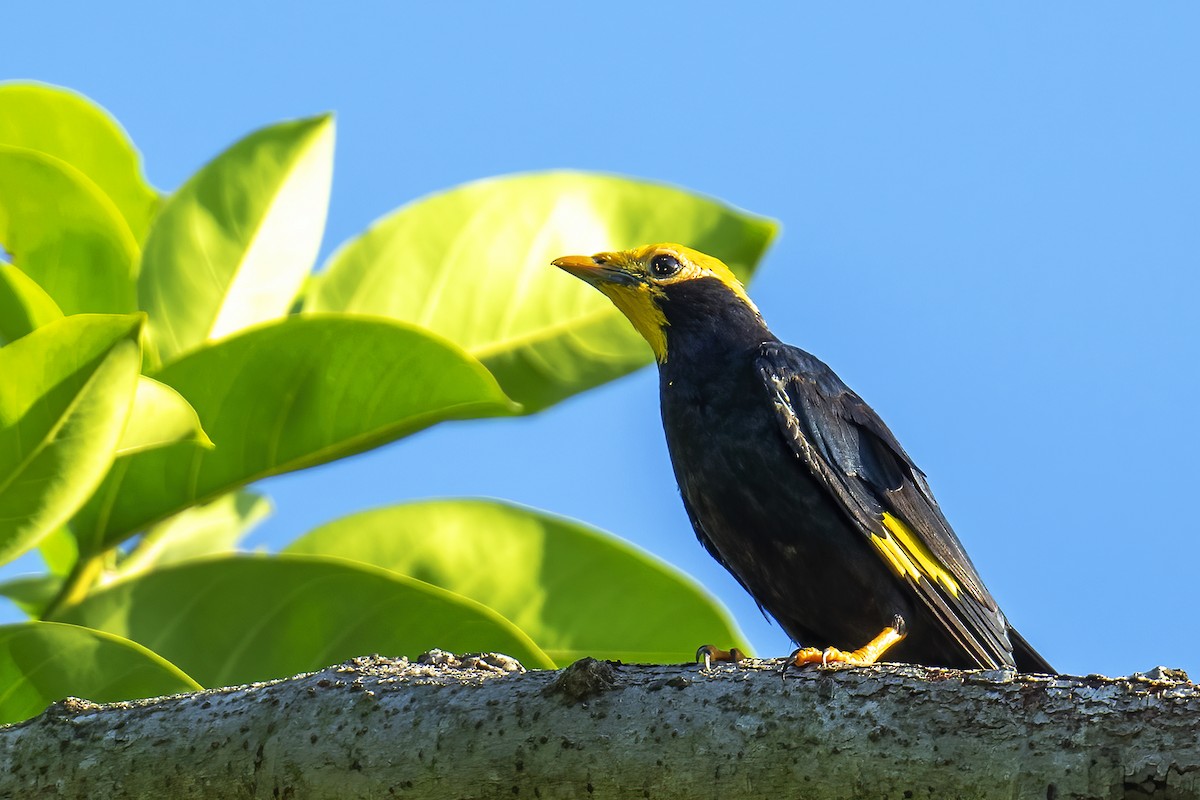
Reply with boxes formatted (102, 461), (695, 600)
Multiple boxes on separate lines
(1, 653), (1196, 799)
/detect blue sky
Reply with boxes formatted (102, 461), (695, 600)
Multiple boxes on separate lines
(6, 4), (1198, 678)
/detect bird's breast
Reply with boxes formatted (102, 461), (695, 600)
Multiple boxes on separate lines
(658, 362), (908, 646)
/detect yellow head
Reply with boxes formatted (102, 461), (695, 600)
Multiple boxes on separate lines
(553, 243), (760, 363)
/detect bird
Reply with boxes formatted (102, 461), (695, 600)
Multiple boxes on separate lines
(553, 243), (1053, 673)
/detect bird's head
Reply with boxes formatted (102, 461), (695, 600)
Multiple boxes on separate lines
(553, 243), (763, 363)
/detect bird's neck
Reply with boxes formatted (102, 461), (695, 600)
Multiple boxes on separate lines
(656, 287), (777, 454)
(657, 282), (777, 375)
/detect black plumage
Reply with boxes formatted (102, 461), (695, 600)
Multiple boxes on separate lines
(555, 245), (1052, 672)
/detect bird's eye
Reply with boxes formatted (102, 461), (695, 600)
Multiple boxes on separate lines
(650, 253), (682, 278)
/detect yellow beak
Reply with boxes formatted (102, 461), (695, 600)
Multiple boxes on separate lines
(552, 254), (606, 283)
(552, 254), (639, 287)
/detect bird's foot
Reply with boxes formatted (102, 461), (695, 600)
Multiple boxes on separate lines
(695, 645), (747, 669)
(784, 616), (907, 669)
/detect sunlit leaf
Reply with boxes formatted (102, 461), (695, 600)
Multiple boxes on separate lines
(285, 499), (748, 664)
(116, 377), (212, 456)
(0, 621), (199, 724)
(114, 490), (271, 580)
(0, 315), (142, 566)
(0, 82), (159, 240)
(305, 172), (776, 411)
(38, 527), (77, 577)
(57, 554), (553, 687)
(0, 146), (139, 315)
(72, 315), (517, 550)
(0, 263), (63, 345)
(139, 115), (334, 365)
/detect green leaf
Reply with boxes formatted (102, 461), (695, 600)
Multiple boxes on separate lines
(38, 527), (78, 576)
(284, 499), (748, 664)
(0, 621), (199, 724)
(0, 263), (63, 345)
(72, 315), (516, 550)
(57, 554), (553, 688)
(116, 377), (212, 456)
(115, 490), (271, 579)
(0, 574), (62, 617)
(139, 115), (335, 366)
(0, 315), (142, 566)
(0, 82), (160, 240)
(304, 172), (777, 411)
(3, 492), (266, 618)
(0, 146), (139, 315)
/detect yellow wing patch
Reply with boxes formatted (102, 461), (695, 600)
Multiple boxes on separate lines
(873, 513), (960, 597)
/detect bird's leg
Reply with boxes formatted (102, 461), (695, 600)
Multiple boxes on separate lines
(695, 645), (747, 669)
(787, 615), (907, 668)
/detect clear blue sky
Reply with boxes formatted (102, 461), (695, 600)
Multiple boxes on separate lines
(6, 4), (1198, 678)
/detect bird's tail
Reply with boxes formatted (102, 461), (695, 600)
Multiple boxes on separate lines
(1010, 627), (1055, 674)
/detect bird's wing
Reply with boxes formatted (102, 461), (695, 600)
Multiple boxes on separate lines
(756, 342), (1014, 668)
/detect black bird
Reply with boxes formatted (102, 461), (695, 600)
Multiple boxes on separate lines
(554, 243), (1053, 672)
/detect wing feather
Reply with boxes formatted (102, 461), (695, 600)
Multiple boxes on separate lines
(756, 342), (1014, 668)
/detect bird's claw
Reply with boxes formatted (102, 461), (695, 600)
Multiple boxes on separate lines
(782, 619), (908, 673)
(696, 645), (745, 670)
(782, 645), (841, 672)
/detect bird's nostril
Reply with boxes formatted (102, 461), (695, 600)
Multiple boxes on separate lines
(593, 255), (607, 265)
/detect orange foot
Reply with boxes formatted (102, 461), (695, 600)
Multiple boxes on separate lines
(787, 615), (907, 668)
(695, 645), (747, 669)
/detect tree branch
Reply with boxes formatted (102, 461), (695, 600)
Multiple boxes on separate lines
(2, 653), (1196, 799)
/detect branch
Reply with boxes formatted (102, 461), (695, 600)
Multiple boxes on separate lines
(2, 653), (1196, 799)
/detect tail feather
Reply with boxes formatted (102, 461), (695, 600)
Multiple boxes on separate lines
(1010, 627), (1055, 674)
